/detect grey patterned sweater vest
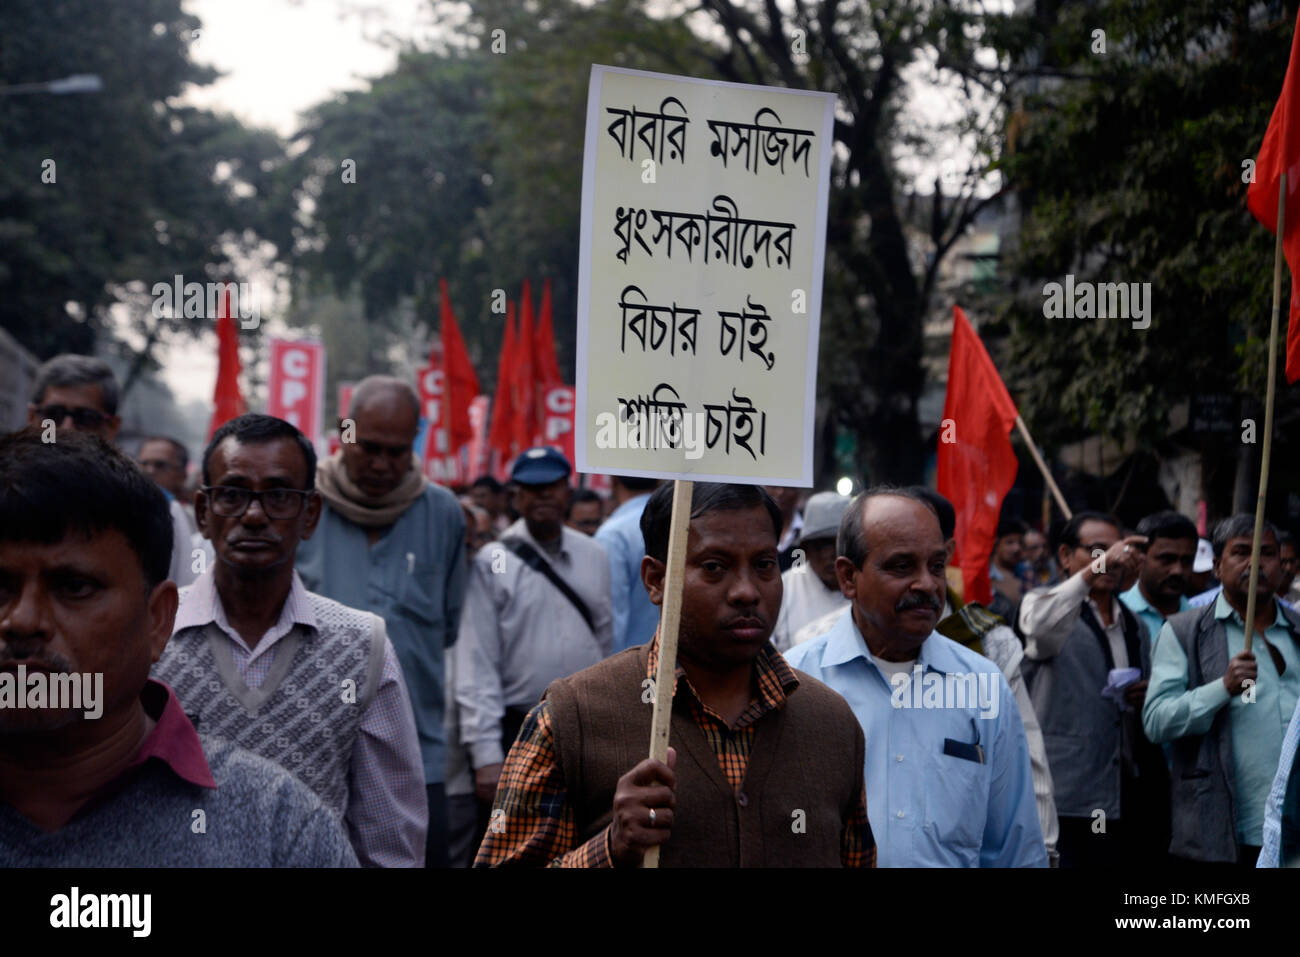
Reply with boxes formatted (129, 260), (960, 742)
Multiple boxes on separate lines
(153, 589), (387, 818)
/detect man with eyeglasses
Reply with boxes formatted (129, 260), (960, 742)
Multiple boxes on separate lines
(27, 354), (197, 587)
(295, 375), (466, 868)
(152, 413), (428, 866)
(1017, 510), (1169, 867)
(138, 436), (198, 552)
(138, 436), (189, 499)
(26, 354), (121, 441)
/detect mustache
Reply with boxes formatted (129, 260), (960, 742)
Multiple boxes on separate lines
(227, 531), (283, 545)
(1160, 575), (1185, 591)
(1238, 570), (1274, 587)
(0, 643), (74, 672)
(895, 592), (943, 613)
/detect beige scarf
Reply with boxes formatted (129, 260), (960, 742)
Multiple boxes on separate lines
(316, 451), (428, 527)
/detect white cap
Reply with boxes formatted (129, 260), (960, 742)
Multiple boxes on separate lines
(1194, 538), (1214, 574)
(799, 492), (852, 544)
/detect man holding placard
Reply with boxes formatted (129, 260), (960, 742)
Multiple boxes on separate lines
(474, 482), (873, 867)
(561, 65), (843, 866)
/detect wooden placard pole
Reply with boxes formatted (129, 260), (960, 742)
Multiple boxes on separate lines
(1014, 414), (1072, 520)
(641, 478), (693, 869)
(1243, 171), (1287, 654)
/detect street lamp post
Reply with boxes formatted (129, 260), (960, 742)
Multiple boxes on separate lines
(0, 74), (103, 96)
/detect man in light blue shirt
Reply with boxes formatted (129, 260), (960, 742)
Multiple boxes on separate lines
(295, 376), (466, 867)
(1259, 694), (1300, 867)
(1144, 515), (1300, 865)
(594, 475), (660, 653)
(1120, 511), (1196, 647)
(784, 489), (1046, 868)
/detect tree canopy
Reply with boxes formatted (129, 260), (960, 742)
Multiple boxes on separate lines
(0, 0), (284, 393)
(993, 0), (1300, 514)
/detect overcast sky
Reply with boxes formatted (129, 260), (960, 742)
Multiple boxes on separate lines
(160, 0), (997, 408)
(160, 0), (430, 404)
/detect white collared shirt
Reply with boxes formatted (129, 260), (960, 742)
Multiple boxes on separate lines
(771, 563), (849, 652)
(453, 520), (614, 769)
(1019, 570), (1128, 668)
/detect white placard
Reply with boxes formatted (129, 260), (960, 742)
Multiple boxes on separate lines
(575, 65), (835, 486)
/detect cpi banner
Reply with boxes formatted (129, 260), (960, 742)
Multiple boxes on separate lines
(540, 384), (575, 463)
(575, 66), (835, 485)
(267, 338), (326, 448)
(417, 362), (462, 485)
(539, 384), (577, 487)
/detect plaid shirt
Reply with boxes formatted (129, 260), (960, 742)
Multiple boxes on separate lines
(475, 636), (875, 867)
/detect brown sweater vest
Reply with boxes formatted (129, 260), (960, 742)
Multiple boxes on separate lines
(545, 645), (865, 867)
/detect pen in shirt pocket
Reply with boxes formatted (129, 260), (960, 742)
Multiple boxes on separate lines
(971, 716), (985, 764)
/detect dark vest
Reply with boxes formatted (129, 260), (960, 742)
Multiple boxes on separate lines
(544, 646), (865, 867)
(1022, 597), (1151, 818)
(1163, 599), (1300, 862)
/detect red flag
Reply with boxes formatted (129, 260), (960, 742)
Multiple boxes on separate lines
(936, 306), (1019, 607)
(512, 280), (537, 450)
(534, 278), (563, 448)
(535, 278), (562, 389)
(487, 301), (518, 472)
(439, 278), (480, 453)
(1248, 7), (1300, 384)
(207, 285), (245, 440)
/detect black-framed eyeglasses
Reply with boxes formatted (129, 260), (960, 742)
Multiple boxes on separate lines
(201, 485), (312, 519)
(37, 404), (110, 429)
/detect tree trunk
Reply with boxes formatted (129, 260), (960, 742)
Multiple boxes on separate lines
(857, 399), (926, 486)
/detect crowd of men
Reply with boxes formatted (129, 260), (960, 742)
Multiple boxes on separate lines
(1, 352), (1298, 867)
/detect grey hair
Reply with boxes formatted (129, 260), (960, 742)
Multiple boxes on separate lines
(1211, 514), (1279, 561)
(31, 354), (120, 414)
(837, 486), (939, 569)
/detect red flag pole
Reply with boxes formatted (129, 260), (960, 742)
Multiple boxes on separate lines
(1013, 416), (1071, 520)
(1242, 171), (1287, 655)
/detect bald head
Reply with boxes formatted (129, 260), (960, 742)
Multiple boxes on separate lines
(864, 494), (943, 548)
(349, 375), (421, 423)
(340, 375), (421, 497)
(838, 488), (941, 570)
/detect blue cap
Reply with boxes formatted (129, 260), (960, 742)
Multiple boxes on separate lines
(510, 446), (572, 485)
